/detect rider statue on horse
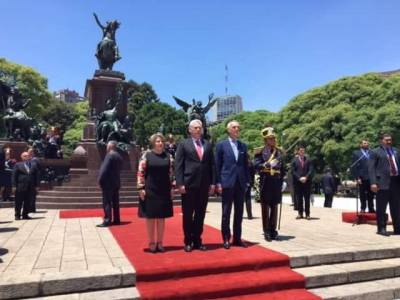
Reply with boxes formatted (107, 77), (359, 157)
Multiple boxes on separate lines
(93, 13), (121, 70)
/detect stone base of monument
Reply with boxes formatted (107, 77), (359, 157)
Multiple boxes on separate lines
(0, 139), (29, 161)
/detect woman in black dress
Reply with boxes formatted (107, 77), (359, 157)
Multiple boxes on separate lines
(137, 133), (174, 253)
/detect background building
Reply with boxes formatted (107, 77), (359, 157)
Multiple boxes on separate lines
(54, 89), (84, 103)
(211, 95), (243, 122)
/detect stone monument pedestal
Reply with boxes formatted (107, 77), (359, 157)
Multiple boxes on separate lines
(0, 140), (28, 161)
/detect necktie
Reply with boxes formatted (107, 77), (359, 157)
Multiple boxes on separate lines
(299, 157), (304, 169)
(386, 148), (398, 176)
(195, 139), (203, 160)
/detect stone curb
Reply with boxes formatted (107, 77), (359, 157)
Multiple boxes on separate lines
(0, 266), (135, 300)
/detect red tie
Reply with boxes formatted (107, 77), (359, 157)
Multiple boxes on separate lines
(299, 157), (304, 169)
(195, 140), (203, 160)
(386, 149), (398, 176)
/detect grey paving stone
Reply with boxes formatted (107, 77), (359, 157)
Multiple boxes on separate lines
(0, 274), (41, 299)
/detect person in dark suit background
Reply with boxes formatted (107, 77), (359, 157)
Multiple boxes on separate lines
(13, 151), (39, 220)
(27, 148), (41, 213)
(369, 133), (400, 236)
(215, 121), (250, 249)
(97, 140), (123, 227)
(245, 156), (255, 220)
(351, 140), (375, 213)
(175, 119), (215, 252)
(321, 168), (336, 208)
(292, 146), (314, 220)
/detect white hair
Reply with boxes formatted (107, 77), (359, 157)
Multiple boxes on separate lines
(226, 120), (240, 130)
(189, 119), (203, 129)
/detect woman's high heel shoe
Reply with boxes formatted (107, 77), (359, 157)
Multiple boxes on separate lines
(149, 242), (157, 253)
(156, 242), (165, 253)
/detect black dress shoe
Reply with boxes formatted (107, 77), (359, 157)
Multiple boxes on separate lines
(377, 230), (390, 236)
(296, 214), (303, 219)
(15, 216), (21, 220)
(248, 215), (253, 220)
(264, 234), (272, 242)
(22, 216), (32, 220)
(112, 221), (121, 225)
(223, 241), (230, 249)
(184, 244), (193, 252)
(193, 244), (207, 251)
(233, 240), (248, 248)
(96, 222), (110, 227)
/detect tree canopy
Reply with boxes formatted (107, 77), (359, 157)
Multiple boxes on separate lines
(211, 72), (400, 176)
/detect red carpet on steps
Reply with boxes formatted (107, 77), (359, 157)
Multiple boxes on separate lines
(60, 208), (321, 300)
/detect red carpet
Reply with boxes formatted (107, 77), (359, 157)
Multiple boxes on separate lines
(60, 208), (320, 299)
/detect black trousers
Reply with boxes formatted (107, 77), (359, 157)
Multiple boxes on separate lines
(2, 186), (12, 201)
(295, 182), (311, 216)
(15, 188), (34, 218)
(324, 193), (334, 208)
(245, 186), (253, 218)
(260, 202), (278, 237)
(359, 179), (375, 212)
(102, 188), (120, 224)
(221, 181), (245, 242)
(181, 186), (208, 246)
(376, 177), (400, 232)
(30, 189), (37, 213)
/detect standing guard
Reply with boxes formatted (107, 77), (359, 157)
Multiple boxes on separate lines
(254, 127), (285, 241)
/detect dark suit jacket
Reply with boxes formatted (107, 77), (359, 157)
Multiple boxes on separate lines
(368, 146), (400, 190)
(215, 139), (250, 189)
(175, 138), (215, 189)
(351, 149), (370, 180)
(291, 156), (314, 184)
(13, 161), (39, 192)
(321, 173), (336, 195)
(98, 150), (123, 190)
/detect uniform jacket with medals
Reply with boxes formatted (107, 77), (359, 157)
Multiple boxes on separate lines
(254, 145), (285, 192)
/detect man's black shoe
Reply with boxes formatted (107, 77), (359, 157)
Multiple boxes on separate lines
(369, 210), (376, 214)
(264, 234), (272, 242)
(184, 244), (192, 252)
(15, 216), (20, 220)
(223, 241), (230, 249)
(112, 221), (121, 225)
(22, 216), (32, 220)
(232, 240), (248, 248)
(97, 222), (110, 228)
(377, 230), (390, 237)
(193, 244), (207, 251)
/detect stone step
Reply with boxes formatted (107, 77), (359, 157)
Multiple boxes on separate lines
(39, 190), (139, 197)
(310, 276), (400, 300)
(53, 186), (138, 191)
(0, 267), (135, 300)
(37, 195), (141, 203)
(24, 287), (140, 300)
(36, 200), (182, 209)
(290, 245), (400, 268)
(295, 257), (400, 289)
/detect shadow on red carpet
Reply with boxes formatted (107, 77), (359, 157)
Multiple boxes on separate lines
(60, 207), (320, 300)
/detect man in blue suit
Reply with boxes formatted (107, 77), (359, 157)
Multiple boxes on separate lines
(215, 120), (250, 249)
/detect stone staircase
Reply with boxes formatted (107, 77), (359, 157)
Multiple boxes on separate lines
(36, 169), (219, 209)
(289, 245), (400, 299)
(37, 170), (151, 209)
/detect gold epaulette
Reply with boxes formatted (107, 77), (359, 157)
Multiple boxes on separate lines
(253, 146), (264, 155)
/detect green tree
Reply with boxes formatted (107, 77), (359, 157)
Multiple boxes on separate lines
(134, 102), (187, 147)
(41, 99), (77, 135)
(0, 58), (52, 118)
(62, 101), (89, 157)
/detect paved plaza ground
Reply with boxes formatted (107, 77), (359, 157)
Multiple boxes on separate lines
(0, 196), (400, 299)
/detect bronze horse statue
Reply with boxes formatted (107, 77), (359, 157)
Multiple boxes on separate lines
(93, 13), (121, 70)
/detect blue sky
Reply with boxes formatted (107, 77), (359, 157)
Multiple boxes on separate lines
(1, 1), (400, 112)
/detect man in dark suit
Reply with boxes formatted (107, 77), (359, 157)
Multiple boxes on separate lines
(215, 121), (250, 249)
(369, 133), (400, 236)
(27, 148), (41, 213)
(97, 140), (123, 227)
(321, 168), (336, 208)
(351, 140), (375, 213)
(13, 151), (39, 220)
(292, 146), (314, 220)
(175, 119), (215, 252)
